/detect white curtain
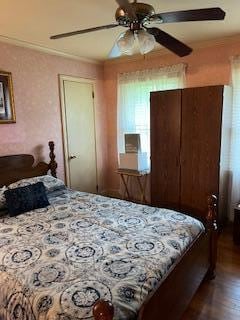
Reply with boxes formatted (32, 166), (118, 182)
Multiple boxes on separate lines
(117, 64), (186, 169)
(228, 57), (240, 220)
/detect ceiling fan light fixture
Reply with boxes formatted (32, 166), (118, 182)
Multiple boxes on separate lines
(137, 29), (155, 54)
(50, 0), (226, 59)
(116, 30), (135, 55)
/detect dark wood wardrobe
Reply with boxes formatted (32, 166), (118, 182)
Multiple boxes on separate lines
(150, 85), (224, 220)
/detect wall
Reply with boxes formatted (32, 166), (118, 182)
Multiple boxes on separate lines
(0, 41), (108, 190)
(2, 35), (240, 198)
(103, 35), (240, 195)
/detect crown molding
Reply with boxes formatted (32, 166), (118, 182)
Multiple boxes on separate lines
(1, 32), (240, 66)
(104, 34), (240, 66)
(0, 34), (101, 65)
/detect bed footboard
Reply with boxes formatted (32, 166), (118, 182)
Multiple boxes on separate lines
(206, 194), (218, 279)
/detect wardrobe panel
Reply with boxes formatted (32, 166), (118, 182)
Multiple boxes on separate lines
(150, 90), (181, 209)
(180, 86), (223, 217)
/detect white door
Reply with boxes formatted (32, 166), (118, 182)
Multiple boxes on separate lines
(62, 79), (97, 193)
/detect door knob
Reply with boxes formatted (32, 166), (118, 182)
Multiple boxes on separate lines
(69, 155), (77, 160)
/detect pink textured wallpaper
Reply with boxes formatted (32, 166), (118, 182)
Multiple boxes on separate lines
(103, 36), (240, 195)
(0, 42), (107, 190)
(2, 36), (240, 198)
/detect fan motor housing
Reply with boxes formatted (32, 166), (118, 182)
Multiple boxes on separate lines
(115, 2), (155, 25)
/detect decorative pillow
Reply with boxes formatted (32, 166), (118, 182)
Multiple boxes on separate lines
(4, 182), (50, 216)
(0, 208), (8, 217)
(8, 175), (65, 194)
(0, 186), (7, 210)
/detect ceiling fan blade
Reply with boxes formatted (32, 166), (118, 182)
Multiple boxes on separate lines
(147, 27), (192, 57)
(50, 23), (119, 39)
(115, 0), (137, 20)
(151, 8), (225, 24)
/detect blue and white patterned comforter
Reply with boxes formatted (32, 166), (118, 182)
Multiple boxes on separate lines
(0, 189), (204, 320)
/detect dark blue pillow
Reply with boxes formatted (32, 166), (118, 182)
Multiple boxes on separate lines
(4, 182), (50, 216)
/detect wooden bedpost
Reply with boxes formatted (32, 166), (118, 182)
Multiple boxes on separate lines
(93, 300), (114, 320)
(48, 141), (57, 178)
(206, 194), (218, 279)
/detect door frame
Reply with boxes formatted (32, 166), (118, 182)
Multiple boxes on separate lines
(59, 75), (98, 189)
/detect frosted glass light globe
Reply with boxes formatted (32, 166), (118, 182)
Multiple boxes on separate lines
(117, 30), (135, 55)
(137, 29), (155, 54)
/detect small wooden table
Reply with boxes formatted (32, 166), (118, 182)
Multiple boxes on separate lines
(116, 169), (149, 204)
(233, 205), (240, 245)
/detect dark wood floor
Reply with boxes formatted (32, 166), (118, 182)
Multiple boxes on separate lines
(182, 227), (240, 320)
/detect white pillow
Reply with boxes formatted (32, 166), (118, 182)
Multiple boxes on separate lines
(8, 175), (65, 193)
(0, 186), (7, 209)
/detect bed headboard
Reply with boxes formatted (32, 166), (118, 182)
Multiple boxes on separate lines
(0, 141), (57, 187)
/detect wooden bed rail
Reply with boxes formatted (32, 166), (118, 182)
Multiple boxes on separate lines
(92, 195), (218, 320)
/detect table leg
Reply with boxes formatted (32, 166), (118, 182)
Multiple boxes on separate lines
(137, 175), (147, 204)
(142, 174), (148, 203)
(120, 174), (130, 200)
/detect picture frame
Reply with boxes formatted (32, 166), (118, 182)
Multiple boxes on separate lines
(0, 71), (16, 123)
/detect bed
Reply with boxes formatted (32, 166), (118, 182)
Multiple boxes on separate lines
(0, 142), (218, 320)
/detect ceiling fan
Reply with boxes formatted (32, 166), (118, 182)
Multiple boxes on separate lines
(50, 0), (226, 58)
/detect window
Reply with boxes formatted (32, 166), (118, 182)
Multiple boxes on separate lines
(117, 64), (186, 169)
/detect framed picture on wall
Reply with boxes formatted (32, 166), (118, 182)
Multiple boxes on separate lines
(0, 71), (16, 123)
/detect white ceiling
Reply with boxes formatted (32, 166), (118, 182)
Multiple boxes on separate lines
(0, 0), (239, 62)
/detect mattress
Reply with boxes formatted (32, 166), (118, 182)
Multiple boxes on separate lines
(0, 188), (204, 320)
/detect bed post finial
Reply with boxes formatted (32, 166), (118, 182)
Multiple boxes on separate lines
(48, 141), (57, 178)
(93, 300), (114, 320)
(206, 194), (218, 279)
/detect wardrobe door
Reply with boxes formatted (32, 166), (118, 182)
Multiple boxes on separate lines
(181, 86), (223, 217)
(150, 90), (181, 209)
